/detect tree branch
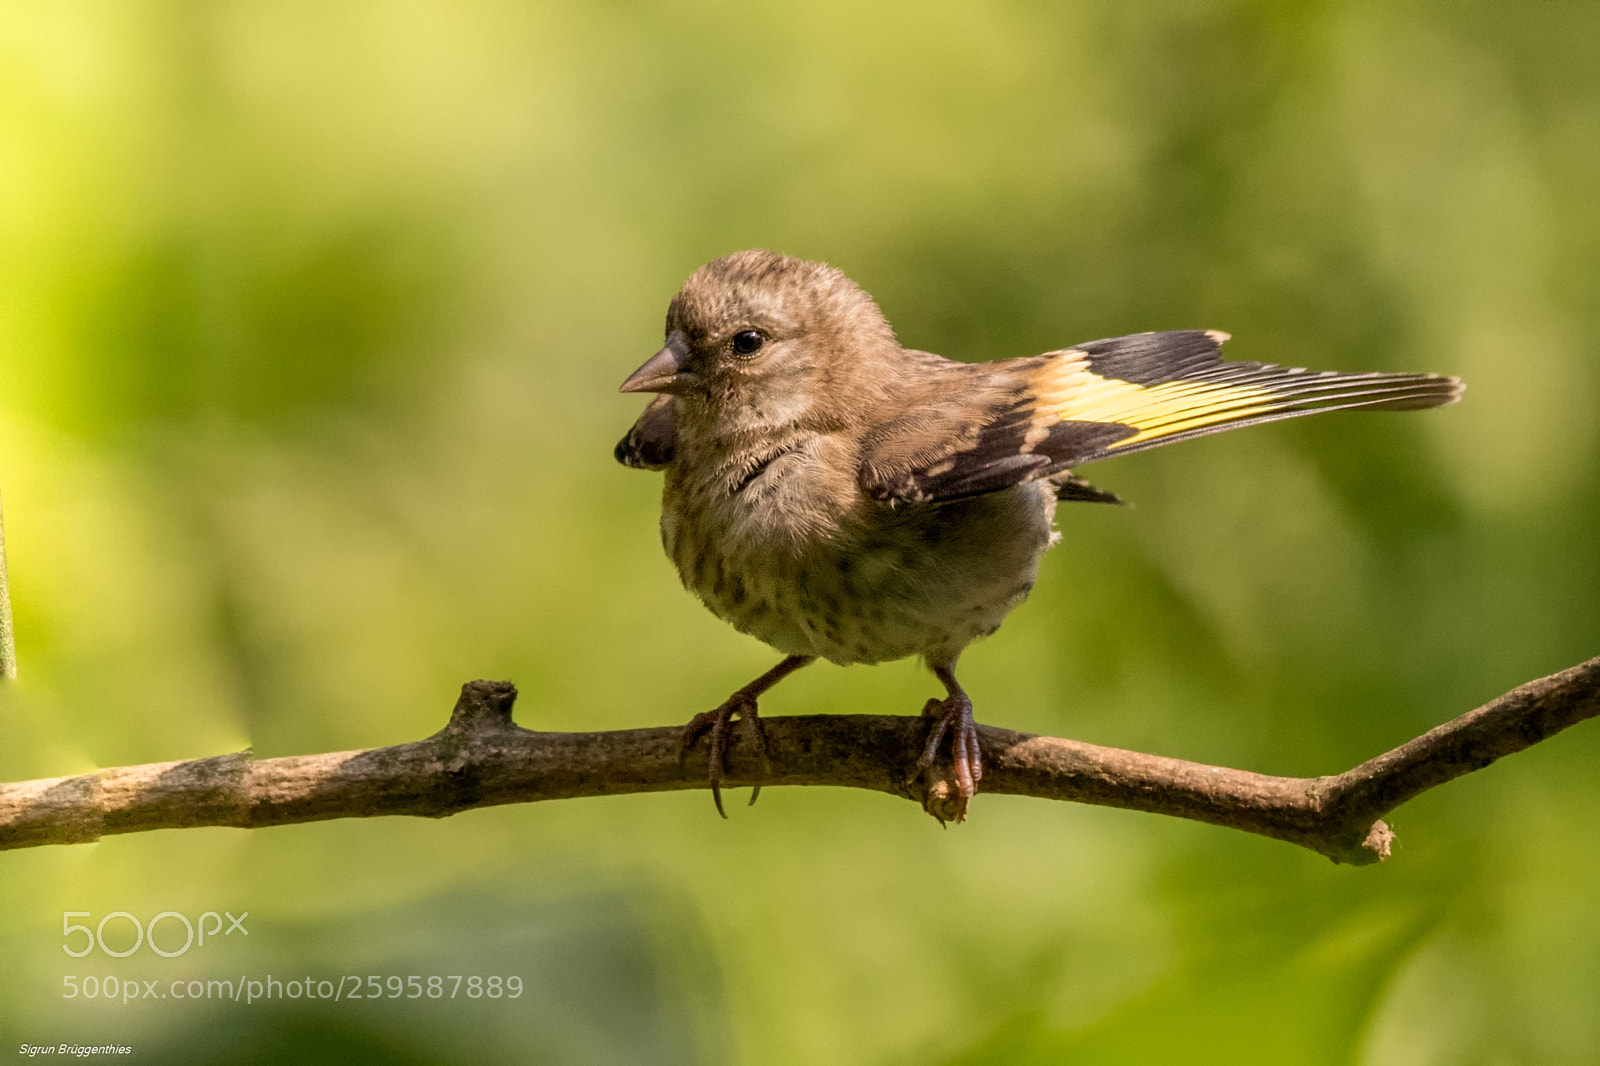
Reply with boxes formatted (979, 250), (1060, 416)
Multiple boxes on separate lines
(2, 655), (1596, 862)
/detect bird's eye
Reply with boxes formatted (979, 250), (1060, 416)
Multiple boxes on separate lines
(731, 330), (766, 356)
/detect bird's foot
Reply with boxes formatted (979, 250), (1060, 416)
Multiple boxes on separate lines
(912, 691), (982, 823)
(682, 692), (770, 818)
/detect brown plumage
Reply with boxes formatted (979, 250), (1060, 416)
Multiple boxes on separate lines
(617, 250), (1463, 820)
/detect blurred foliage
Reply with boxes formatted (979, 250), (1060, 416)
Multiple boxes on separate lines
(1, 1), (1598, 1062)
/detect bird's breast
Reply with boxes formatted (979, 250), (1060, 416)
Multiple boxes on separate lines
(660, 444), (1059, 667)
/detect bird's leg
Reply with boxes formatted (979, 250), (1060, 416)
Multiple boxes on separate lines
(682, 654), (815, 817)
(913, 664), (982, 821)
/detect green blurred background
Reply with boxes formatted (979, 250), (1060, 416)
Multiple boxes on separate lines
(1, 1), (1597, 1062)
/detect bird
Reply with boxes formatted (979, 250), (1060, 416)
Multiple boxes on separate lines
(615, 250), (1462, 821)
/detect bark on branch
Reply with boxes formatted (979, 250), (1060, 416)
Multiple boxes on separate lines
(2, 655), (1596, 863)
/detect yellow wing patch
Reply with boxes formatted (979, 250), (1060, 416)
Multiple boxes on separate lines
(1022, 331), (1461, 460)
(1036, 364), (1273, 448)
(1034, 363), (1282, 449)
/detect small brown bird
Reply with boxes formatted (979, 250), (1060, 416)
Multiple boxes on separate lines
(617, 250), (1461, 820)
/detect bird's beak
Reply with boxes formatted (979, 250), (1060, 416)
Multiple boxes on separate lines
(620, 332), (697, 394)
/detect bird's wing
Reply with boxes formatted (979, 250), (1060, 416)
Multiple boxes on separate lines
(859, 330), (1461, 505)
(615, 394), (677, 470)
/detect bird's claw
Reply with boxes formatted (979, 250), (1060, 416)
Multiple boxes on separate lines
(682, 693), (769, 817)
(910, 693), (981, 822)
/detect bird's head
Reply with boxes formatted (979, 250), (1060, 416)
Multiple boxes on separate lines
(620, 250), (898, 431)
